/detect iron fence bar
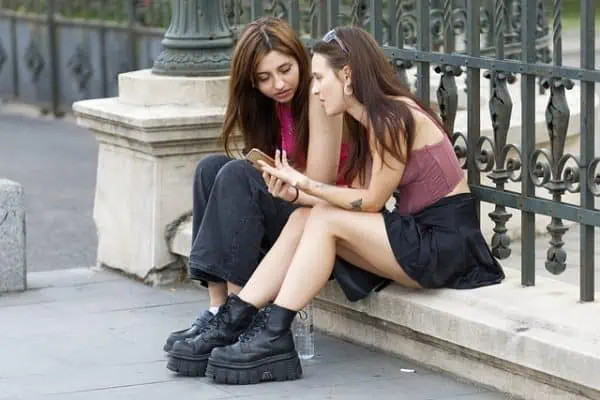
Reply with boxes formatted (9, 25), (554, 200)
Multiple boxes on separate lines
(369, 0), (382, 44)
(9, 2), (18, 100)
(98, 0), (108, 97)
(436, 0), (460, 134)
(250, 0), (262, 20)
(47, 0), (60, 116)
(319, 0), (329, 37)
(0, 11), (44, 22)
(471, 186), (600, 226)
(485, 0), (514, 260)
(442, 0), (454, 53)
(46, 17), (162, 33)
(580, 0), (596, 302)
(484, 0), (494, 51)
(387, 0), (396, 47)
(521, 0), (537, 287)
(289, 0), (300, 33)
(327, 0), (339, 29)
(126, 0), (137, 71)
(466, 0), (480, 215)
(394, 0), (410, 88)
(540, 0), (573, 277)
(416, 0), (430, 105)
(381, 47), (600, 83)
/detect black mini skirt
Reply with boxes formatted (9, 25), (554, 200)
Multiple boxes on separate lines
(332, 193), (505, 301)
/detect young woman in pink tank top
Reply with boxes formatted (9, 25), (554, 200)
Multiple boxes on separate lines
(199, 27), (505, 385)
(164, 17), (362, 376)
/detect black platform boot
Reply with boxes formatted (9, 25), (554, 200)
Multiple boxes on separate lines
(163, 310), (214, 352)
(166, 295), (258, 377)
(206, 304), (301, 385)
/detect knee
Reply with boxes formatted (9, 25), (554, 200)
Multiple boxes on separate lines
(194, 155), (230, 185)
(307, 204), (338, 231)
(280, 207), (312, 240)
(214, 159), (257, 185)
(287, 207), (311, 226)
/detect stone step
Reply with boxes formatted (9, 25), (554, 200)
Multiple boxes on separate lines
(169, 218), (600, 400)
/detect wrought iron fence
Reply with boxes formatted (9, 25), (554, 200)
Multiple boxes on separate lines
(1, 0), (598, 302)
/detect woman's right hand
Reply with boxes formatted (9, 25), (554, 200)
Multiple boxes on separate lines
(263, 170), (298, 203)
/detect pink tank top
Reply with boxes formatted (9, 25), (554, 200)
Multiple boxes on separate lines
(396, 105), (463, 215)
(276, 103), (349, 185)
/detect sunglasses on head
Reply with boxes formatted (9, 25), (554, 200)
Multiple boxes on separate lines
(322, 29), (348, 54)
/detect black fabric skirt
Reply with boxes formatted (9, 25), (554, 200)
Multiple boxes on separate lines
(332, 193), (505, 301)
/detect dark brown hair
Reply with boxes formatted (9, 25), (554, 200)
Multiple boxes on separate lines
(313, 26), (449, 184)
(222, 17), (311, 168)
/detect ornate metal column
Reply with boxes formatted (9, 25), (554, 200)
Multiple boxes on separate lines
(152, 0), (234, 77)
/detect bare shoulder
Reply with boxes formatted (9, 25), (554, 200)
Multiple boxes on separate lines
(391, 96), (446, 146)
(390, 96), (429, 124)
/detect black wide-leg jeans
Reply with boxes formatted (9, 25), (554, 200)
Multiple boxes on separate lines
(188, 155), (298, 287)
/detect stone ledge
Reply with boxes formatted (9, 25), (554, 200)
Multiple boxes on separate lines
(73, 99), (227, 158)
(169, 218), (600, 400)
(73, 98), (225, 132)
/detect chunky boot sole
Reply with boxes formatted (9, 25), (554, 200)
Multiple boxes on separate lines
(163, 342), (176, 352)
(166, 354), (209, 377)
(163, 338), (196, 352)
(206, 352), (303, 385)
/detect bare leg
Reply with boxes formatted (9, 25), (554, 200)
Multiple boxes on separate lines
(227, 283), (242, 295)
(207, 282), (227, 307)
(274, 205), (420, 311)
(238, 207), (311, 307)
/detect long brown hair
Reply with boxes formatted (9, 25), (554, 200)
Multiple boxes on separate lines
(313, 26), (449, 184)
(222, 17), (311, 168)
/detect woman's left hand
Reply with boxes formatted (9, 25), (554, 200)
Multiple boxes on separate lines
(258, 149), (308, 189)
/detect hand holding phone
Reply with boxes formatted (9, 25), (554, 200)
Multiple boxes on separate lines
(256, 149), (307, 190)
(245, 148), (276, 170)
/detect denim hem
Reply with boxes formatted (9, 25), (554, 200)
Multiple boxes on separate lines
(188, 259), (249, 287)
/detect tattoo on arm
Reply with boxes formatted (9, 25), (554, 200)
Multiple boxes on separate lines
(350, 198), (363, 210)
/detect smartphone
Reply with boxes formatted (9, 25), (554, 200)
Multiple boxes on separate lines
(245, 148), (276, 169)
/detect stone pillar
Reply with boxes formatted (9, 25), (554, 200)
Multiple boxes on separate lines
(73, 0), (236, 285)
(73, 70), (229, 285)
(0, 179), (27, 293)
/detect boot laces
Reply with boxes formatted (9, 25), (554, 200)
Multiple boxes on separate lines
(200, 303), (231, 335)
(238, 308), (270, 343)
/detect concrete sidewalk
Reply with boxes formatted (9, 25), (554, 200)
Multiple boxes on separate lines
(0, 267), (509, 400)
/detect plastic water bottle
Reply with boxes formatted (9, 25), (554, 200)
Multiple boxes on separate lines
(292, 302), (314, 360)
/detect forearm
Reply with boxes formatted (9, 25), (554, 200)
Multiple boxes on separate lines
(294, 193), (325, 207)
(299, 178), (375, 212)
(293, 189), (328, 207)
